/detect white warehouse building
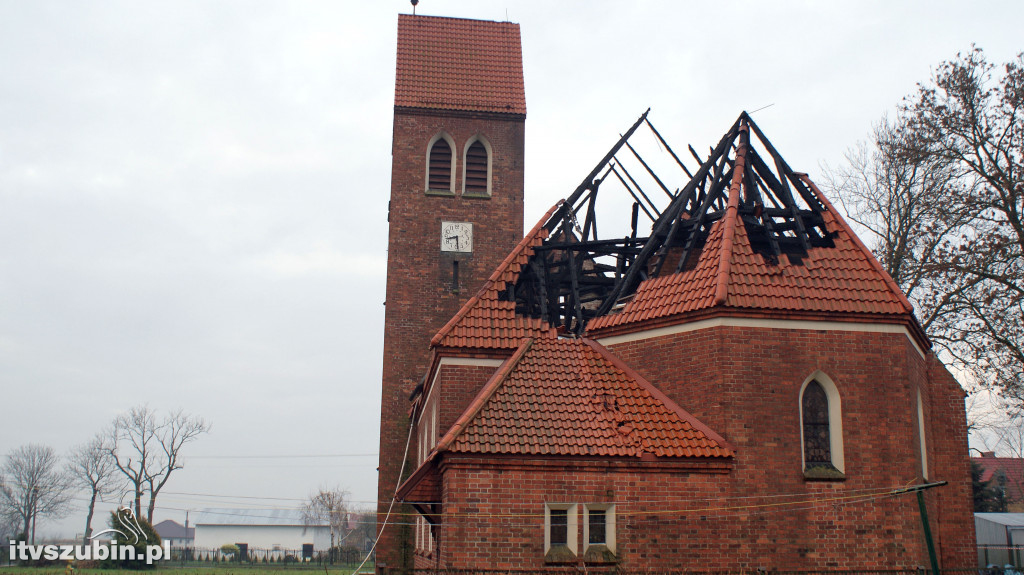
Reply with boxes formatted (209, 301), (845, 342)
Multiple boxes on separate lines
(192, 508), (331, 555)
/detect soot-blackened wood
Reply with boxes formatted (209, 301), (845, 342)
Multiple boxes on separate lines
(547, 109), (650, 232)
(610, 165), (657, 220)
(614, 158), (662, 218)
(624, 138), (674, 200)
(645, 117), (694, 179)
(595, 118), (742, 318)
(566, 246), (584, 333)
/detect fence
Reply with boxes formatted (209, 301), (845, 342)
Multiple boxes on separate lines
(168, 545), (370, 567)
(978, 545), (1024, 569)
(392, 568), (1021, 575)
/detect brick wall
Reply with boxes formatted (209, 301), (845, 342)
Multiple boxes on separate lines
(926, 353), (976, 567)
(434, 363), (504, 439)
(377, 108), (524, 570)
(436, 458), (927, 570)
(402, 321), (975, 570)
(604, 323), (974, 568)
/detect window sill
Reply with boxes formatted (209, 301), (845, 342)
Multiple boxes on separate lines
(804, 465), (846, 481)
(425, 189), (455, 197)
(461, 191), (492, 199)
(544, 545), (576, 564)
(583, 544), (617, 564)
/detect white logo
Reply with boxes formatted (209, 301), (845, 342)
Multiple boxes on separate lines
(90, 506), (146, 544)
(9, 506), (170, 564)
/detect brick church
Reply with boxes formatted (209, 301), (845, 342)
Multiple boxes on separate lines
(377, 13), (975, 571)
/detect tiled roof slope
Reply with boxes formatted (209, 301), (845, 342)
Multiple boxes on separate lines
(395, 15), (526, 115)
(975, 453), (1024, 505)
(437, 337), (733, 459)
(589, 164), (914, 332)
(431, 206), (559, 349)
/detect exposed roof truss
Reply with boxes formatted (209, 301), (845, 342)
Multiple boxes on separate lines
(501, 111), (836, 335)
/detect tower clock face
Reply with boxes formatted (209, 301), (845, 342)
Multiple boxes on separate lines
(441, 221), (473, 253)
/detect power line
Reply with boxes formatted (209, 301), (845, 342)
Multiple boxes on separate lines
(186, 453), (377, 459)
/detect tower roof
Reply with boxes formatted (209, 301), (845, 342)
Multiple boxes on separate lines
(395, 14), (526, 115)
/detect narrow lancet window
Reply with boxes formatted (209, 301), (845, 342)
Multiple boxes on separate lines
(802, 380), (831, 469)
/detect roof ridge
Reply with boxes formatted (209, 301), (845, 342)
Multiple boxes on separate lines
(397, 13), (521, 26)
(432, 338), (534, 455)
(582, 338), (735, 454)
(714, 125), (748, 306)
(798, 174), (916, 315)
(430, 203), (561, 348)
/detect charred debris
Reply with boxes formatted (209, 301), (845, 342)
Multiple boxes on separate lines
(500, 111), (835, 336)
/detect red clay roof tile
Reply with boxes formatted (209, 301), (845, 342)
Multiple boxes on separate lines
(435, 337), (733, 459)
(396, 15), (526, 115)
(588, 162), (914, 332)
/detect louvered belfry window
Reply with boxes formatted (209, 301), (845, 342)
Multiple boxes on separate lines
(802, 380), (831, 468)
(428, 138), (452, 191)
(464, 140), (489, 194)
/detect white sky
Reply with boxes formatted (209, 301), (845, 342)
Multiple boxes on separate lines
(1, 0), (1021, 539)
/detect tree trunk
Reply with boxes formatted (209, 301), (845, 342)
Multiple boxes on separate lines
(82, 490), (98, 546)
(134, 489), (143, 521)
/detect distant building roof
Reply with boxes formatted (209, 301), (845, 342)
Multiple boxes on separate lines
(192, 508), (327, 527)
(974, 453), (1024, 504)
(395, 14), (526, 115)
(975, 513), (1024, 526)
(153, 519), (194, 540)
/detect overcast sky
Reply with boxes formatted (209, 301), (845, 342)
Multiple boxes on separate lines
(2, 0), (1022, 539)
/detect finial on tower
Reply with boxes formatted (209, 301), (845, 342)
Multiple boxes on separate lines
(411, 0), (418, 15)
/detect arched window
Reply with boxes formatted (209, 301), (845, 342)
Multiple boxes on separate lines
(799, 372), (844, 477)
(802, 381), (831, 468)
(462, 136), (492, 196)
(425, 133), (455, 194)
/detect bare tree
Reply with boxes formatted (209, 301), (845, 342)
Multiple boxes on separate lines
(68, 433), (121, 544)
(901, 46), (1024, 397)
(823, 115), (977, 353)
(825, 47), (1024, 401)
(0, 444), (74, 544)
(110, 405), (209, 523)
(143, 409), (209, 523)
(303, 486), (350, 562)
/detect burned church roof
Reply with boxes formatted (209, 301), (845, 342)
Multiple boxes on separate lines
(432, 111), (925, 346)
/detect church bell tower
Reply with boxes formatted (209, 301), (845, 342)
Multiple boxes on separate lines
(377, 14), (526, 569)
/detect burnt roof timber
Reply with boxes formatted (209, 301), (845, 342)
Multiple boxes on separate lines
(545, 109), (650, 232)
(506, 111), (837, 335)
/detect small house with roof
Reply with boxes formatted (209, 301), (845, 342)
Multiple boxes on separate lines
(975, 452), (1024, 511)
(153, 519), (194, 549)
(192, 508), (330, 557)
